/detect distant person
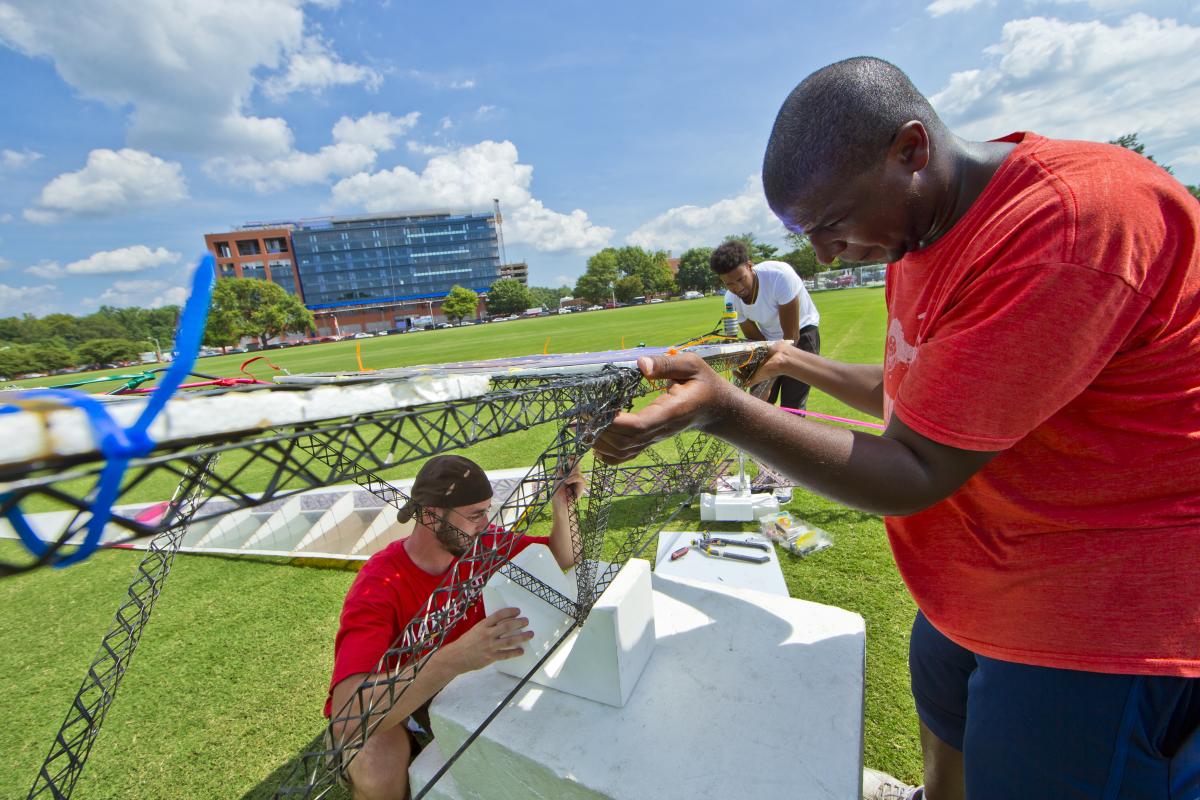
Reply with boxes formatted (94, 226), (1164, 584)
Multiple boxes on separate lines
(325, 455), (584, 800)
(710, 239), (820, 410)
(595, 56), (1200, 800)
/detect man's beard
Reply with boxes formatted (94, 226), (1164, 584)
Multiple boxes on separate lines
(434, 518), (472, 556)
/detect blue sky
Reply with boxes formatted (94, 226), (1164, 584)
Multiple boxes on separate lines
(2, 0), (1199, 315)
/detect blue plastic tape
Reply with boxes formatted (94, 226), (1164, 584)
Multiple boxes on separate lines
(0, 255), (215, 567)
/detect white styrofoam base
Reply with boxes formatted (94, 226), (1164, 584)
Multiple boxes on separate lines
(482, 547), (655, 708)
(699, 490), (780, 521)
(412, 573), (865, 800)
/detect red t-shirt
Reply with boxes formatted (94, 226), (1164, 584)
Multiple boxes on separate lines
(884, 132), (1200, 676)
(325, 531), (549, 716)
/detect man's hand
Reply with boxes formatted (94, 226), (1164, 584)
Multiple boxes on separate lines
(439, 607), (533, 674)
(593, 353), (740, 465)
(746, 340), (795, 388)
(553, 462), (586, 505)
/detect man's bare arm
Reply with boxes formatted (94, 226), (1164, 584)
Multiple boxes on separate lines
(547, 465), (585, 570)
(594, 354), (996, 516)
(749, 341), (885, 418)
(328, 608), (532, 742)
(739, 319), (765, 341)
(778, 296), (801, 342)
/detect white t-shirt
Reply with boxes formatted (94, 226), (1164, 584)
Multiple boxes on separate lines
(724, 261), (820, 341)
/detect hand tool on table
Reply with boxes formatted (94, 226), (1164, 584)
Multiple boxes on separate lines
(692, 536), (770, 564)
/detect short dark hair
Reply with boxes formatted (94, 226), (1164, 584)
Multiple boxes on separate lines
(709, 240), (749, 274)
(762, 56), (944, 217)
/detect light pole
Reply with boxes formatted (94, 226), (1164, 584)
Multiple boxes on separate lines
(148, 337), (162, 362)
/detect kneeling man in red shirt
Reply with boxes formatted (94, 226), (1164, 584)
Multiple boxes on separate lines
(325, 454), (584, 800)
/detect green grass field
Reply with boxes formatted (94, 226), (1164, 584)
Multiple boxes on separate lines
(0, 288), (923, 798)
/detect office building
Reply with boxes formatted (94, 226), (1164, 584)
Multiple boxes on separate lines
(499, 261), (529, 284)
(203, 224), (301, 297)
(292, 210), (501, 335)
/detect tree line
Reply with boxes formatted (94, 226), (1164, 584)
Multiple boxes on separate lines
(0, 306), (180, 378)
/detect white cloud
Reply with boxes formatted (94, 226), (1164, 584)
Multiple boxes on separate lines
(0, 256), (10, 269)
(0, 1), (372, 158)
(626, 175), (784, 254)
(440, 117), (454, 131)
(24, 148), (187, 223)
(0, 213), (12, 223)
(926, 0), (992, 16)
(88, 278), (186, 308)
(476, 104), (496, 118)
(0, 282), (54, 315)
(554, 275), (572, 288)
(931, 14), (1200, 171)
(330, 140), (613, 252)
(509, 200), (611, 251)
(407, 141), (450, 157)
(204, 111), (418, 192)
(1, 148), (41, 169)
(406, 70), (476, 90)
(261, 35), (381, 99)
(26, 245), (180, 278)
(331, 111), (419, 150)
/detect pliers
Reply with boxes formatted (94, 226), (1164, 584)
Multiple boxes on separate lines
(692, 536), (770, 564)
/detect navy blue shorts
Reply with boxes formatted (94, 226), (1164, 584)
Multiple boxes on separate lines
(909, 611), (1200, 799)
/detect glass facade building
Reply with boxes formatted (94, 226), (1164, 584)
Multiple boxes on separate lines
(292, 211), (501, 309)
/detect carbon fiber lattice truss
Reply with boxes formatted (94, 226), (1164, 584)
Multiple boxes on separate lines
(5, 343), (768, 800)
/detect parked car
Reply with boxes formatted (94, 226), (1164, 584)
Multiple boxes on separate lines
(437, 322), (453, 329)
(649, 298), (664, 304)
(351, 332), (372, 339)
(682, 290), (704, 300)
(587, 305), (603, 311)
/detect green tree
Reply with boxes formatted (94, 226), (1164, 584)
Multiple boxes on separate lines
(613, 275), (644, 304)
(32, 344), (77, 372)
(725, 232), (779, 262)
(206, 278), (314, 349)
(442, 285), (479, 323)
(75, 338), (144, 367)
(1188, 185), (1200, 202)
(527, 286), (572, 309)
(780, 232), (841, 278)
(574, 272), (614, 305)
(676, 247), (718, 293)
(0, 345), (35, 378)
(486, 278), (532, 316)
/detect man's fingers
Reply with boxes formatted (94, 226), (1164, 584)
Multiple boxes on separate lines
(493, 647), (525, 660)
(496, 629), (535, 645)
(493, 617), (530, 636)
(485, 607), (521, 625)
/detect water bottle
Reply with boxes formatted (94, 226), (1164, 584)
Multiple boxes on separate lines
(722, 301), (738, 337)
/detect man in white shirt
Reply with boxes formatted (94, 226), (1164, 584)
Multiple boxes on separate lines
(710, 239), (821, 409)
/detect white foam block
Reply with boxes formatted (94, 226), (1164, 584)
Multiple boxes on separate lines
(482, 546), (655, 708)
(699, 490), (779, 521)
(417, 573), (865, 800)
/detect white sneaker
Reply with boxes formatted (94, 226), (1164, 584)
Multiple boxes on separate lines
(862, 768), (921, 800)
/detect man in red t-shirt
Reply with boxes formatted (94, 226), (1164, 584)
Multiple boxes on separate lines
(592, 57), (1200, 799)
(326, 454), (584, 800)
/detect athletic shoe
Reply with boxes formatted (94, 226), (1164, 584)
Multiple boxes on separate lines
(862, 768), (923, 800)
